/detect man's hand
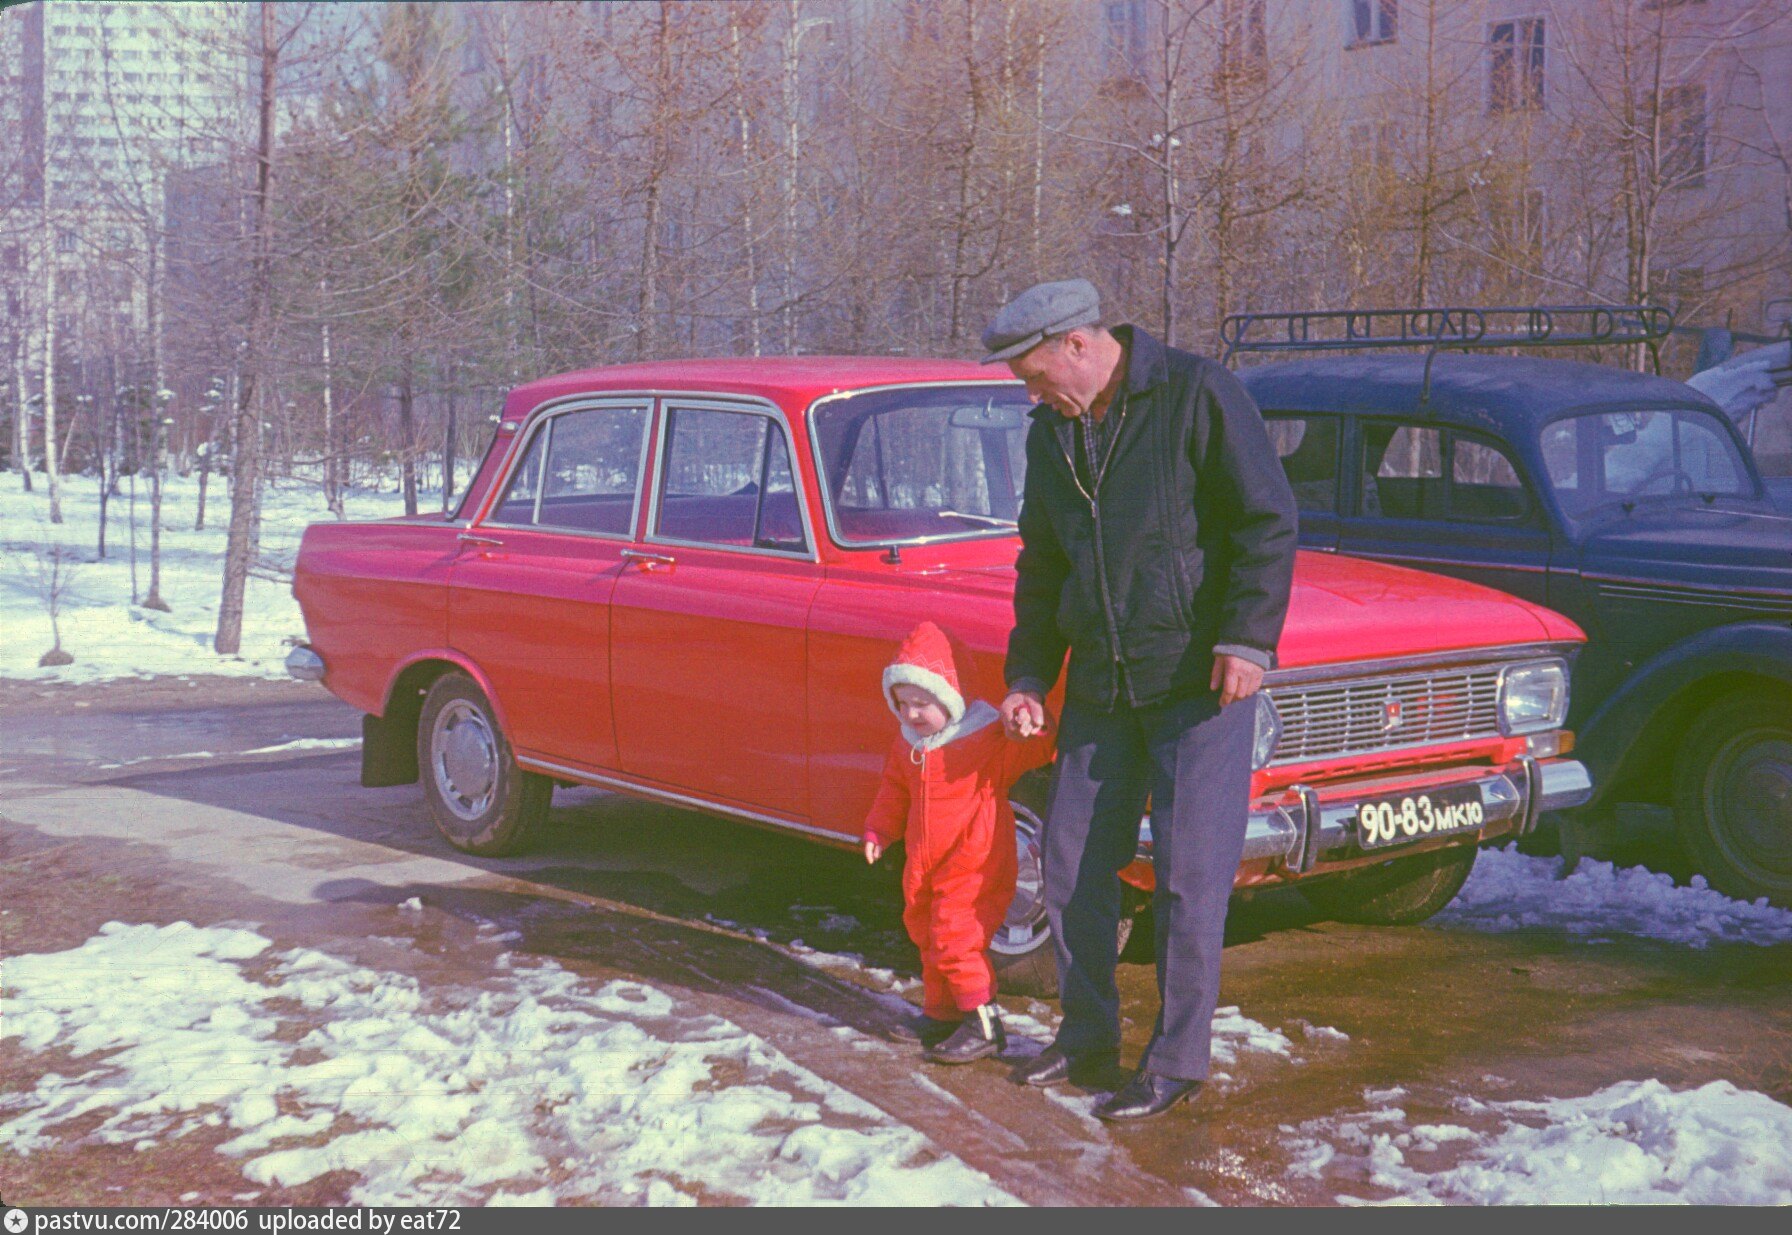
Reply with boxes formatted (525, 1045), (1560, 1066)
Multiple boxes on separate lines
(1001, 689), (1046, 739)
(863, 836), (884, 864)
(1211, 653), (1265, 707)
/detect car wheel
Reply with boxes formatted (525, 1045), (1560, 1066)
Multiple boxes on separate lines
(417, 672), (552, 857)
(992, 780), (1133, 999)
(1674, 692), (1792, 907)
(1300, 844), (1479, 925)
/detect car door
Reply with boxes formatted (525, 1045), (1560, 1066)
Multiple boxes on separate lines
(1339, 420), (1554, 607)
(1263, 412), (1343, 551)
(608, 399), (822, 818)
(447, 398), (653, 769)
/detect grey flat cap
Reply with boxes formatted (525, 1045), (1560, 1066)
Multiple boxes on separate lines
(980, 278), (1101, 364)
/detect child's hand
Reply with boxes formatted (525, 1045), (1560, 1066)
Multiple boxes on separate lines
(863, 837), (884, 864)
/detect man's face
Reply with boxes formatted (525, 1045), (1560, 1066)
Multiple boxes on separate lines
(1007, 331), (1101, 418)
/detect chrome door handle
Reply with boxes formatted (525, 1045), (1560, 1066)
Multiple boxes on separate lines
(621, 548), (676, 570)
(457, 532), (505, 548)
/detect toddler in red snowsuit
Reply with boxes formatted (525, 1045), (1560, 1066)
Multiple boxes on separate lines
(862, 621), (1056, 1064)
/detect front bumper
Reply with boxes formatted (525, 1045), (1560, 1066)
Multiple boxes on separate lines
(1136, 757), (1592, 875)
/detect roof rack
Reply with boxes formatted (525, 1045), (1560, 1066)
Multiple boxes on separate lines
(1219, 304), (1675, 401)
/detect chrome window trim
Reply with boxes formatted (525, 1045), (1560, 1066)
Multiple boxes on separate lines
(804, 378), (1033, 551)
(475, 396), (654, 543)
(645, 395), (820, 563)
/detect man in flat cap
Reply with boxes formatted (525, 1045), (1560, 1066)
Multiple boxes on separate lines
(987, 279), (1298, 1121)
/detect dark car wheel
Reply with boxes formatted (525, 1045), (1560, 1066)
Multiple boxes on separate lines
(1300, 844), (1479, 925)
(1674, 692), (1792, 907)
(417, 672), (552, 857)
(992, 781), (1132, 999)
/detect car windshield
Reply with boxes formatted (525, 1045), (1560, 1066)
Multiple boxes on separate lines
(1539, 407), (1755, 518)
(810, 384), (1034, 546)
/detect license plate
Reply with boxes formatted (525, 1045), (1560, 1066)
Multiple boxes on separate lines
(1353, 785), (1486, 850)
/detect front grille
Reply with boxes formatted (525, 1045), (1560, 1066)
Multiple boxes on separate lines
(1267, 667), (1504, 766)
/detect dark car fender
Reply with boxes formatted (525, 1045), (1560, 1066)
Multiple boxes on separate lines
(1577, 621), (1792, 807)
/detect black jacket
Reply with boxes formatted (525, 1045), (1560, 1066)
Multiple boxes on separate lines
(1004, 326), (1299, 710)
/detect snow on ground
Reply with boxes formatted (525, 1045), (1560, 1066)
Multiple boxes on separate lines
(0, 921), (1018, 1206)
(1436, 845), (1792, 947)
(0, 471), (422, 682)
(1283, 1078), (1792, 1204)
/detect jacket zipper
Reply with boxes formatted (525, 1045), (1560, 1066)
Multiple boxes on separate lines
(1061, 419), (1132, 710)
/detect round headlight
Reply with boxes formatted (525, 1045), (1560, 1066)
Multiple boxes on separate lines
(1498, 660), (1569, 735)
(1252, 692), (1282, 770)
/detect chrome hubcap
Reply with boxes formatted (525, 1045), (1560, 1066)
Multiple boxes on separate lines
(992, 804), (1051, 956)
(432, 700), (498, 828)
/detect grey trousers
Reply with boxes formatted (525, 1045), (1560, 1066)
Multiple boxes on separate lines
(1043, 689), (1256, 1080)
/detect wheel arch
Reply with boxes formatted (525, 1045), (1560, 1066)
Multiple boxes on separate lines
(1578, 622), (1792, 806)
(360, 652), (511, 790)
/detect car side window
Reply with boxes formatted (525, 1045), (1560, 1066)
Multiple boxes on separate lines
(533, 406), (649, 536)
(1265, 414), (1338, 513)
(656, 407), (808, 554)
(1362, 424), (1443, 518)
(1450, 437), (1530, 521)
(490, 425), (550, 524)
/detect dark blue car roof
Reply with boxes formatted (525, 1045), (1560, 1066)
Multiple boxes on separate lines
(1236, 354), (1719, 431)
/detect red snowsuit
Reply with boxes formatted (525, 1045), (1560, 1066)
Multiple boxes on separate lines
(863, 622), (1056, 1019)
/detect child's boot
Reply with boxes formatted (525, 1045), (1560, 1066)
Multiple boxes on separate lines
(925, 1003), (1005, 1064)
(889, 1013), (960, 1048)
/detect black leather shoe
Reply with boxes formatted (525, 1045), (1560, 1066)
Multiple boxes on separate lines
(888, 1014), (960, 1048)
(1094, 1069), (1204, 1122)
(924, 1004), (1006, 1064)
(1012, 1044), (1121, 1088)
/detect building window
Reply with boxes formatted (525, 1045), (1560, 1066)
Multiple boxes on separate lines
(1661, 83), (1707, 188)
(1221, 0), (1267, 77)
(56, 229), (77, 253)
(1348, 119), (1397, 171)
(1489, 17), (1545, 113)
(1349, 0), (1397, 47)
(1105, 0), (1148, 79)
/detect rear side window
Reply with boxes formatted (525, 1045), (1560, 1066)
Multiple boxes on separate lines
(1265, 415), (1339, 513)
(535, 406), (649, 535)
(489, 405), (648, 535)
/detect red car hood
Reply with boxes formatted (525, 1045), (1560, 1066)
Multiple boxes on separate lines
(895, 549), (1580, 668)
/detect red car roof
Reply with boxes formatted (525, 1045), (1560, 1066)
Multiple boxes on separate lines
(503, 355), (1017, 417)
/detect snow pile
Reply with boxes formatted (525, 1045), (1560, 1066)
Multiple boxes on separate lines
(0, 474), (413, 682)
(0, 921), (1017, 1206)
(1284, 1078), (1792, 1204)
(1435, 845), (1792, 947)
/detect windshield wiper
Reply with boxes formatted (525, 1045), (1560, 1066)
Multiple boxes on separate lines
(935, 510), (1018, 528)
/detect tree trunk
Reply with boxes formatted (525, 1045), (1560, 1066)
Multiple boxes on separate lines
(40, 204), (61, 523)
(12, 334), (31, 492)
(145, 232), (168, 610)
(216, 2), (279, 657)
(398, 361), (418, 516)
(320, 282), (343, 518)
(441, 380), (457, 514)
(729, 10), (762, 357)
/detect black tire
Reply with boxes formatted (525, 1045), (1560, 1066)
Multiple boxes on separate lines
(991, 772), (1133, 999)
(1673, 692), (1792, 906)
(1300, 844), (1479, 925)
(416, 672), (552, 857)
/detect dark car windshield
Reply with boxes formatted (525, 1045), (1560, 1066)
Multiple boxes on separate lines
(1539, 408), (1755, 518)
(810, 384), (1034, 546)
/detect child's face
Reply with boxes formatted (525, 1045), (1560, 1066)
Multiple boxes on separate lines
(892, 684), (950, 737)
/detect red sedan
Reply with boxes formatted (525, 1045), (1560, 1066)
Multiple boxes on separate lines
(290, 356), (1592, 994)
